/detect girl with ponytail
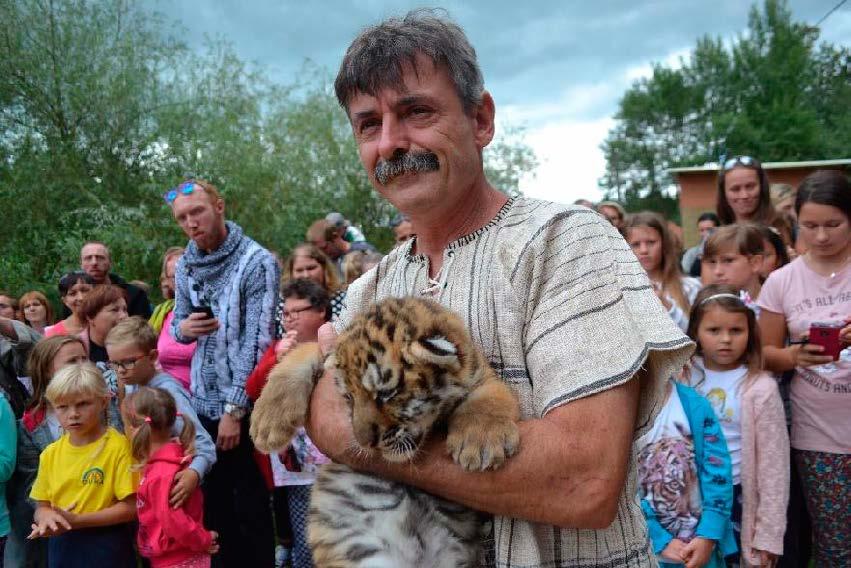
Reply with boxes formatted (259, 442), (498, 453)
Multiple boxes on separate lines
(123, 387), (218, 568)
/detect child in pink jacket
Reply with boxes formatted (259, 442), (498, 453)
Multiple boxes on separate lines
(123, 386), (219, 568)
(685, 286), (790, 566)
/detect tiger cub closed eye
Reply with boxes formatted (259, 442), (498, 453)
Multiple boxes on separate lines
(250, 296), (521, 566)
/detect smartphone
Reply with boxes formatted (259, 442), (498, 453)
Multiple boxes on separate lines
(191, 305), (215, 320)
(809, 321), (844, 361)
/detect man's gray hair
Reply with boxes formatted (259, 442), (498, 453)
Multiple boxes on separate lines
(334, 9), (484, 115)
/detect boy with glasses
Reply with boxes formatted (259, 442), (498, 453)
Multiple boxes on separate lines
(105, 317), (216, 509)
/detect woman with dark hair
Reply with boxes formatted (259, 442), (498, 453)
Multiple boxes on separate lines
(717, 156), (793, 245)
(758, 170), (851, 567)
(44, 271), (95, 338)
(717, 156), (775, 225)
(625, 212), (701, 331)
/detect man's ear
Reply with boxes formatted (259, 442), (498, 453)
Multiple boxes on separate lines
(214, 197), (225, 215)
(473, 90), (496, 150)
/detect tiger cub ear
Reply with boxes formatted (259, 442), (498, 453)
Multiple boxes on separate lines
(409, 335), (460, 367)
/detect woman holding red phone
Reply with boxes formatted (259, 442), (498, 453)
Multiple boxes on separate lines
(758, 170), (851, 568)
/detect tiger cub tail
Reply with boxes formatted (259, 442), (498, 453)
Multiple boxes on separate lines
(250, 342), (324, 454)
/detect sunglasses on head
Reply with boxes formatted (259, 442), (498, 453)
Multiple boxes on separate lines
(163, 182), (196, 204)
(723, 156), (756, 171)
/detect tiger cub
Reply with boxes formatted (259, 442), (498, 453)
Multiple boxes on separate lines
(250, 296), (521, 567)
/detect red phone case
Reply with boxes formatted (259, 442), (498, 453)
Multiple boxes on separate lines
(809, 322), (843, 361)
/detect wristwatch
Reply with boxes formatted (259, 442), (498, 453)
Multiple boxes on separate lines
(223, 403), (247, 420)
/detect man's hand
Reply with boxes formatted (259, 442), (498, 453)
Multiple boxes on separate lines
(179, 312), (219, 340)
(306, 371), (354, 463)
(170, 468), (200, 509)
(275, 330), (298, 362)
(660, 538), (686, 563)
(317, 322), (337, 356)
(217, 413), (241, 451)
(682, 537), (715, 568)
(29, 505), (72, 539)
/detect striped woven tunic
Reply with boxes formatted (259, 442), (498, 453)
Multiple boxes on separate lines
(335, 198), (694, 567)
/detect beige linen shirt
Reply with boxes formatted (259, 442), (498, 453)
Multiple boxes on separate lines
(335, 198), (694, 567)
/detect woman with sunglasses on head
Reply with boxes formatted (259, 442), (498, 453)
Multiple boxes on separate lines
(717, 156), (794, 246)
(757, 170), (851, 568)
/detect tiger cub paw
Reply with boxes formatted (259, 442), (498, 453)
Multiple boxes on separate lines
(446, 415), (520, 472)
(249, 395), (302, 454)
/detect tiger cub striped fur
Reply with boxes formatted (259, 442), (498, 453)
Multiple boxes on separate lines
(250, 296), (521, 567)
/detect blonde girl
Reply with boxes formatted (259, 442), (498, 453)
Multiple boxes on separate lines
(28, 362), (137, 567)
(685, 285), (789, 567)
(123, 387), (217, 568)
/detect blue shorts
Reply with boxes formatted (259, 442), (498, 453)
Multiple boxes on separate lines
(48, 523), (135, 568)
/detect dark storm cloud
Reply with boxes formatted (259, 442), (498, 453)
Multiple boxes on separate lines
(145, 0), (848, 125)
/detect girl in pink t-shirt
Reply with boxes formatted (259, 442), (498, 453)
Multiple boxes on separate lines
(758, 170), (851, 567)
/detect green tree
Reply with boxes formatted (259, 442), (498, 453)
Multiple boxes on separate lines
(600, 0), (851, 212)
(0, 0), (536, 303)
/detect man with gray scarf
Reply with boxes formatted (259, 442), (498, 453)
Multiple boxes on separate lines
(169, 178), (278, 568)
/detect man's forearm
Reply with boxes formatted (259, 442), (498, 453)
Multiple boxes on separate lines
(333, 378), (640, 529)
(348, 418), (621, 528)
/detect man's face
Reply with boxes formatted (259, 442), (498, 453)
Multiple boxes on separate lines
(393, 220), (415, 245)
(0, 295), (15, 319)
(80, 243), (111, 283)
(697, 220), (717, 241)
(171, 187), (226, 252)
(282, 296), (326, 341)
(346, 56), (494, 213)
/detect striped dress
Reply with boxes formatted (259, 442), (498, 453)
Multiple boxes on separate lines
(335, 198), (694, 567)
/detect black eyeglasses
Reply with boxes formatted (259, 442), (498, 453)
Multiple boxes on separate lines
(282, 305), (317, 320)
(723, 156), (756, 171)
(107, 354), (147, 371)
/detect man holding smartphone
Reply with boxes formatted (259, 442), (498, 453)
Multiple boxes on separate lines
(169, 178), (279, 568)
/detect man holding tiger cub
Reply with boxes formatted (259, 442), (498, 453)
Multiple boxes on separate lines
(306, 9), (693, 567)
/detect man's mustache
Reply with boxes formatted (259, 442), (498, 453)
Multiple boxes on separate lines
(374, 151), (439, 186)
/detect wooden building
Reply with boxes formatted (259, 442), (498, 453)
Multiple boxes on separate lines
(670, 159), (851, 247)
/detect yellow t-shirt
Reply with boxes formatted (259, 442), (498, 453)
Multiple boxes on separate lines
(30, 427), (138, 514)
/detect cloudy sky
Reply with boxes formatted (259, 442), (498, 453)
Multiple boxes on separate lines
(146, 0), (850, 205)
